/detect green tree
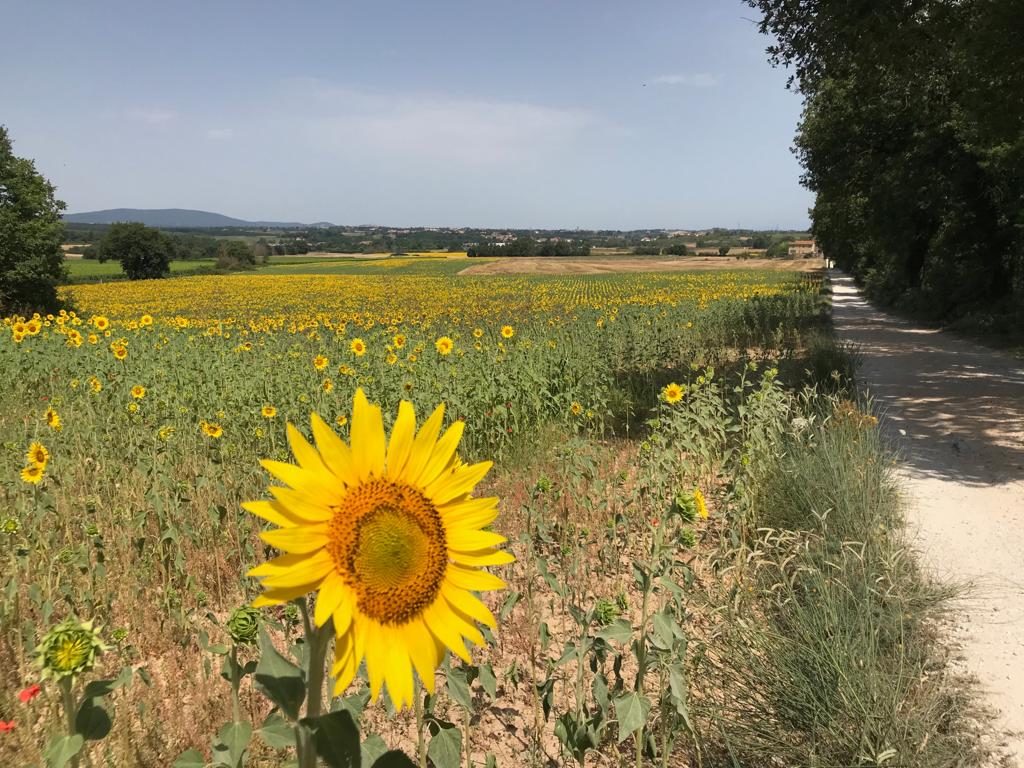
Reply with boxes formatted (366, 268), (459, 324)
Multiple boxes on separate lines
(101, 222), (170, 280)
(216, 240), (255, 270)
(0, 126), (67, 314)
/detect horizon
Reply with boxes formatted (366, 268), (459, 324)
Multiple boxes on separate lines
(3, 1), (812, 230)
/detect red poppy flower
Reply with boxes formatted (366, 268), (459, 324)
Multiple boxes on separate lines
(18, 684), (41, 703)
(0, 720), (15, 733)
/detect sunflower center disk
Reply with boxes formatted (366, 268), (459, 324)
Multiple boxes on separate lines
(328, 480), (447, 625)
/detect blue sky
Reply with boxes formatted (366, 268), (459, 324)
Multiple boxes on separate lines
(1, 0), (811, 229)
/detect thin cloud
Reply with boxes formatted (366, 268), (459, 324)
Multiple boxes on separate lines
(206, 128), (234, 140)
(652, 73), (720, 88)
(125, 107), (177, 124)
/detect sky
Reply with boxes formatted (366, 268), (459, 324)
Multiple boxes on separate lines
(0, 0), (811, 230)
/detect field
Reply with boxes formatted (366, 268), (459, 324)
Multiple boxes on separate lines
(64, 258), (216, 281)
(0, 264), (982, 768)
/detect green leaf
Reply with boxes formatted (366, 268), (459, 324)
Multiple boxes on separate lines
(427, 722), (463, 768)
(668, 665), (694, 730)
(445, 666), (474, 710)
(80, 666), (132, 700)
(596, 618), (632, 645)
(212, 721), (252, 768)
(304, 709), (360, 768)
(613, 693), (651, 743)
(477, 663), (498, 699)
(485, 753), (497, 768)
(258, 711), (295, 749)
(172, 749), (206, 768)
(75, 697), (112, 740)
(45, 734), (85, 768)
(361, 734), (388, 765)
(498, 590), (520, 621)
(254, 627), (305, 720)
(652, 610), (679, 651)
(371, 751), (418, 768)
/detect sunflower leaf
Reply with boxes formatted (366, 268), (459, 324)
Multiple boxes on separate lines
(427, 722), (462, 768)
(371, 750), (418, 768)
(303, 709), (360, 768)
(254, 627), (305, 721)
(445, 666), (474, 710)
(613, 693), (651, 743)
(45, 734), (84, 768)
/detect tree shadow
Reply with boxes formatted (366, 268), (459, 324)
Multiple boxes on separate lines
(830, 272), (1024, 486)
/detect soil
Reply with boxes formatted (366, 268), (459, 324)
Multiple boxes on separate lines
(831, 273), (1024, 764)
(458, 256), (824, 276)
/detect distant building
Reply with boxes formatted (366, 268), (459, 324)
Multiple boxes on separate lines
(788, 239), (819, 258)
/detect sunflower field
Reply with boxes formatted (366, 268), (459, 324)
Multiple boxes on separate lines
(3, 266), (915, 768)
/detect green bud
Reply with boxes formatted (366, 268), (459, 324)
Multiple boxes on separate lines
(226, 605), (260, 645)
(36, 617), (108, 680)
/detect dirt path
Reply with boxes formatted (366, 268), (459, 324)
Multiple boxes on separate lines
(831, 273), (1024, 762)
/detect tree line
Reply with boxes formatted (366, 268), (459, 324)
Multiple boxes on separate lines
(467, 238), (592, 258)
(746, 0), (1023, 329)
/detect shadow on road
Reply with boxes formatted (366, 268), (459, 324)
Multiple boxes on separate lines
(830, 272), (1024, 487)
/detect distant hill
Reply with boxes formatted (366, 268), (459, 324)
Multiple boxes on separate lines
(63, 208), (324, 228)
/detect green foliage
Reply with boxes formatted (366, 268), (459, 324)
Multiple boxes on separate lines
(216, 240), (255, 270)
(0, 125), (67, 314)
(747, 0), (1024, 329)
(100, 222), (171, 280)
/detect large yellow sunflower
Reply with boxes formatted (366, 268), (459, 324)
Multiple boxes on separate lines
(245, 388), (512, 710)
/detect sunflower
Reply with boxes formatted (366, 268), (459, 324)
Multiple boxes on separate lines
(322, 379), (334, 393)
(244, 389), (512, 710)
(131, 385), (146, 400)
(140, 314), (153, 327)
(350, 338), (367, 357)
(26, 442), (49, 467)
(386, 352), (398, 366)
(335, 414), (348, 428)
(569, 402), (583, 416)
(262, 405), (278, 419)
(92, 316), (110, 332)
(45, 408), (62, 431)
(694, 488), (709, 519)
(393, 334), (406, 349)
(112, 345), (128, 361)
(500, 325), (515, 339)
(472, 328), (483, 339)
(435, 336), (454, 356)
(313, 355), (329, 371)
(201, 420), (224, 439)
(21, 464), (44, 484)
(89, 377), (103, 393)
(662, 382), (685, 404)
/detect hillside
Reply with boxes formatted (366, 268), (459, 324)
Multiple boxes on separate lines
(63, 208), (314, 228)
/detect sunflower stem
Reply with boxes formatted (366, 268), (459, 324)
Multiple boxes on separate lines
(297, 602), (332, 768)
(414, 681), (428, 768)
(59, 676), (80, 768)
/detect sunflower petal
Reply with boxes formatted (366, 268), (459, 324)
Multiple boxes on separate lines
(252, 584), (315, 607)
(445, 565), (507, 592)
(258, 550), (334, 589)
(310, 413), (357, 485)
(414, 420), (465, 487)
(260, 524), (328, 554)
(442, 582), (497, 629)
(440, 497), (500, 530)
(402, 620), (442, 694)
(423, 600), (472, 663)
(333, 599), (353, 637)
(449, 548), (516, 567)
(351, 389), (386, 481)
(447, 529), (507, 552)
(381, 626), (415, 710)
(242, 500), (306, 528)
(260, 460), (342, 501)
(268, 486), (335, 523)
(363, 622), (386, 700)
(287, 423), (329, 475)
(428, 460), (493, 505)
(399, 403), (445, 484)
(314, 572), (347, 627)
(332, 630), (358, 696)
(386, 400), (416, 480)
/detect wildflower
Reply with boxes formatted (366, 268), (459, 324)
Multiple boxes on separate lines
(127, 402), (139, 414)
(261, 405), (278, 419)
(350, 338), (367, 357)
(313, 354), (329, 371)
(435, 336), (454, 356)
(89, 377), (103, 393)
(500, 324), (515, 339)
(131, 385), (146, 399)
(18, 684), (41, 703)
(45, 408), (62, 431)
(244, 389), (512, 710)
(26, 442), (49, 468)
(0, 721), (14, 733)
(20, 464), (44, 484)
(35, 618), (108, 680)
(335, 414), (348, 428)
(662, 383), (685, 404)
(570, 402), (583, 416)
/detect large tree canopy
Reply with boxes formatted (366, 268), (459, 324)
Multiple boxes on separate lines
(745, 0), (1024, 325)
(0, 126), (67, 314)
(101, 222), (171, 280)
